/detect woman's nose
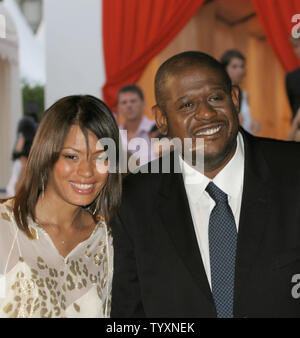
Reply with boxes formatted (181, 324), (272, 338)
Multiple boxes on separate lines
(78, 158), (93, 177)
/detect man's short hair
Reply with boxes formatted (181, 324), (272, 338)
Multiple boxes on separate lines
(220, 49), (245, 68)
(154, 51), (232, 110)
(117, 84), (144, 102)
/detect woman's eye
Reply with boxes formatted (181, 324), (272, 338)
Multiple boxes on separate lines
(63, 154), (78, 160)
(96, 155), (106, 161)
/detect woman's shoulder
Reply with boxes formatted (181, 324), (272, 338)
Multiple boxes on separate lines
(0, 198), (18, 243)
(0, 198), (15, 223)
(94, 215), (112, 240)
(95, 214), (109, 229)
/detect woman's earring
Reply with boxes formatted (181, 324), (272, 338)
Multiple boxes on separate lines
(41, 176), (45, 199)
(93, 196), (100, 215)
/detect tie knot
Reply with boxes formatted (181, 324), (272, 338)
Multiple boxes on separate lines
(205, 182), (228, 203)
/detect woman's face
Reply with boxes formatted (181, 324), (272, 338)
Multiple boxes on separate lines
(46, 125), (109, 207)
(226, 57), (246, 86)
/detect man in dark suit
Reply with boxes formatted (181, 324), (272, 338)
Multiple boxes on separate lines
(111, 51), (300, 318)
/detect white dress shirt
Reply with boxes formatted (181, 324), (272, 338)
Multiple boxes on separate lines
(119, 116), (155, 166)
(179, 132), (245, 288)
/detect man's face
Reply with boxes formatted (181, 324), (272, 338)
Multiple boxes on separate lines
(154, 65), (239, 175)
(118, 91), (144, 122)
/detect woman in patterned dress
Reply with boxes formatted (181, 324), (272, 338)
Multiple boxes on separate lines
(0, 95), (122, 317)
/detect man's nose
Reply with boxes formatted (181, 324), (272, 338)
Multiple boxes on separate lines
(194, 102), (217, 121)
(125, 102), (133, 109)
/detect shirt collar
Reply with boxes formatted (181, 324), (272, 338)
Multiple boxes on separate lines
(213, 132), (244, 199)
(138, 116), (154, 133)
(120, 116), (154, 136)
(180, 132), (244, 199)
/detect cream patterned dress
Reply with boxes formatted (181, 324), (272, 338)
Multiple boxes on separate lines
(0, 199), (113, 318)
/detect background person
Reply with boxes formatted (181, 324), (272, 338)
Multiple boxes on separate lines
(6, 115), (38, 197)
(149, 124), (174, 159)
(117, 85), (155, 166)
(220, 49), (260, 135)
(0, 95), (122, 318)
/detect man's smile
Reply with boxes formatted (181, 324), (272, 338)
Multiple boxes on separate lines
(191, 121), (226, 139)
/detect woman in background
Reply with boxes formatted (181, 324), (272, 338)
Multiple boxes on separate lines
(221, 49), (261, 135)
(0, 95), (122, 317)
(6, 116), (38, 197)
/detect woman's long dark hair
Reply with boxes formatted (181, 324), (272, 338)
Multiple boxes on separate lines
(13, 95), (122, 239)
(220, 49), (245, 68)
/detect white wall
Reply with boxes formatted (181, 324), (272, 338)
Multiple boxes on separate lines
(0, 2), (22, 190)
(4, 0), (45, 85)
(0, 58), (22, 189)
(44, 0), (106, 108)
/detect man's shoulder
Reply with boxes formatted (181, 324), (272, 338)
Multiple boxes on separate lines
(286, 67), (300, 82)
(249, 133), (300, 171)
(121, 153), (178, 194)
(123, 157), (164, 185)
(122, 168), (162, 188)
(253, 133), (300, 151)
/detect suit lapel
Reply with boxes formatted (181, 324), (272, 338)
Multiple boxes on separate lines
(234, 129), (273, 315)
(157, 152), (215, 309)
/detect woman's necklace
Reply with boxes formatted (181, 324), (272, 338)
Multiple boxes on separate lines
(37, 221), (83, 245)
(36, 210), (84, 245)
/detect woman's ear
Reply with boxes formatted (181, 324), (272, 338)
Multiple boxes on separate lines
(152, 105), (168, 136)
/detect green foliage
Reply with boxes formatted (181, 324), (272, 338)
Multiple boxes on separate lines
(22, 79), (45, 120)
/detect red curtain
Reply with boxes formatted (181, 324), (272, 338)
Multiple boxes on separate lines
(102, 0), (205, 109)
(252, 0), (300, 72)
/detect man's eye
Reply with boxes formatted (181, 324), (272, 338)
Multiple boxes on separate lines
(179, 102), (194, 109)
(209, 95), (223, 102)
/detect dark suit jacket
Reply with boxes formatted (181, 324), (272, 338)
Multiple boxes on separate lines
(111, 129), (300, 318)
(286, 67), (300, 119)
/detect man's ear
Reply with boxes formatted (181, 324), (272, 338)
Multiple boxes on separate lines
(231, 85), (240, 114)
(152, 104), (168, 136)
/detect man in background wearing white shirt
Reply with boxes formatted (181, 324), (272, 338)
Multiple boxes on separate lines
(117, 85), (155, 166)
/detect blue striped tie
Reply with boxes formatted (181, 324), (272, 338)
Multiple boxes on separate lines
(206, 182), (237, 318)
